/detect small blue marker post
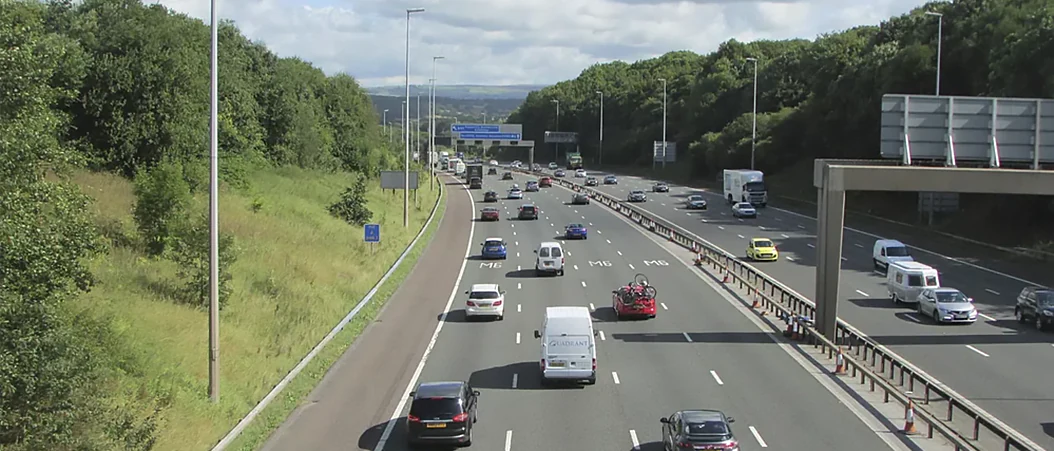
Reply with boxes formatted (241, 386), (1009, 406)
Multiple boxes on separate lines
(364, 224), (380, 254)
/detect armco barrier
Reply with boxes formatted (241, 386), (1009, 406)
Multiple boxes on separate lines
(511, 165), (1041, 451)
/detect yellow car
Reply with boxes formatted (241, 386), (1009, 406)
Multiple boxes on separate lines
(746, 238), (779, 261)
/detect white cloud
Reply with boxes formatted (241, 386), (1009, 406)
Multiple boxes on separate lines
(156, 0), (924, 87)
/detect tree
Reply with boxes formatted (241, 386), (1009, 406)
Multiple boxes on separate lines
(133, 159), (192, 256)
(328, 175), (373, 226)
(169, 215), (239, 310)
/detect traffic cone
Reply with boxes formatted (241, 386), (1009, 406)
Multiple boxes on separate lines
(902, 401), (917, 434)
(751, 291), (761, 309)
(668, 230), (675, 242)
(783, 318), (794, 337)
(721, 268), (730, 283)
(791, 320), (801, 340)
(833, 347), (847, 375)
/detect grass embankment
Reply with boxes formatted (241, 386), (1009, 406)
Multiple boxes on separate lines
(69, 166), (442, 450)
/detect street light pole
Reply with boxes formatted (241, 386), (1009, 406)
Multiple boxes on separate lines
(404, 7), (424, 228)
(746, 57), (758, 170)
(383, 109), (389, 142)
(416, 92), (421, 164)
(551, 99), (559, 163)
(596, 90), (603, 165)
(430, 56), (444, 191)
(207, 0), (220, 403)
(925, 11), (943, 95)
(657, 78), (667, 169)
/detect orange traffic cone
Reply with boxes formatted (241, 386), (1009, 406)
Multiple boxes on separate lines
(902, 401), (917, 434)
(751, 291), (761, 309)
(833, 347), (847, 375)
(791, 320), (801, 340)
(783, 319), (794, 337)
(720, 267), (730, 283)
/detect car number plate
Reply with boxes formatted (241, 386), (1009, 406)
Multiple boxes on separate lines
(549, 361), (565, 367)
(477, 303), (491, 307)
(425, 423), (446, 429)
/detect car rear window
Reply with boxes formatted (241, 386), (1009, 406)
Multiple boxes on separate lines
(522, 206), (535, 212)
(686, 421), (729, 435)
(409, 398), (462, 417)
(485, 241), (502, 247)
(551, 247), (562, 257)
(470, 291), (500, 299)
(539, 247), (550, 257)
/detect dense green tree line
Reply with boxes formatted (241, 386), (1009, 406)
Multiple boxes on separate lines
(508, 0), (1054, 176)
(1, 0), (392, 447)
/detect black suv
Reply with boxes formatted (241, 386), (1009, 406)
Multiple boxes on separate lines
(406, 381), (479, 447)
(1015, 286), (1054, 331)
(501, 172), (514, 180)
(487, 167), (498, 175)
(518, 204), (538, 220)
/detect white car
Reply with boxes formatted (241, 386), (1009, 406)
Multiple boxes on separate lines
(574, 169), (587, 178)
(489, 160), (499, 166)
(731, 202), (757, 218)
(508, 188), (524, 199)
(548, 162), (558, 170)
(465, 283), (505, 320)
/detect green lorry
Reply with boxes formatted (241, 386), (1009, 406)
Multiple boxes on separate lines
(567, 152), (583, 170)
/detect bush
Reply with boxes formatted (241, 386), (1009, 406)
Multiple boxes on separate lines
(168, 214), (238, 310)
(327, 174), (372, 226)
(133, 160), (192, 256)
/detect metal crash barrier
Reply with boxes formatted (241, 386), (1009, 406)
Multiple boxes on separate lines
(510, 165), (1037, 451)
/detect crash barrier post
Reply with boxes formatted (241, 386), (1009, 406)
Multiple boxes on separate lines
(510, 166), (1039, 451)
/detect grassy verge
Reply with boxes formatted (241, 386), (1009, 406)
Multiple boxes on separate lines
(68, 166), (442, 450)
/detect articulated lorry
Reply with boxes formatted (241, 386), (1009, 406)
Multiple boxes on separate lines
(566, 152), (583, 170)
(722, 169), (767, 207)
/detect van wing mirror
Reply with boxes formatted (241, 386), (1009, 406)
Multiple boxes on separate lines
(409, 391), (416, 397)
(727, 417), (735, 423)
(593, 330), (599, 337)
(659, 417), (670, 424)
(472, 390), (480, 396)
(533, 330), (540, 339)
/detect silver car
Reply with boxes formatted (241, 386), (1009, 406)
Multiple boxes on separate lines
(916, 288), (978, 324)
(508, 188), (524, 199)
(627, 190), (647, 202)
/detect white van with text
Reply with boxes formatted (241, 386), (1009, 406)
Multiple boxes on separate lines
(533, 306), (597, 386)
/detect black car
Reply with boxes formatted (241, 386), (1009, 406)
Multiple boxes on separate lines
(1016, 286), (1054, 331)
(571, 193), (590, 205)
(469, 177), (482, 189)
(685, 194), (708, 210)
(518, 204), (539, 220)
(653, 182), (669, 192)
(660, 410), (739, 451)
(406, 381), (479, 447)
(502, 172), (514, 180)
(487, 167), (498, 175)
(483, 191), (498, 202)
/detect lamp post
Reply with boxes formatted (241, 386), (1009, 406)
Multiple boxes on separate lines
(416, 92), (421, 164)
(656, 78), (667, 169)
(746, 57), (758, 170)
(403, 7), (424, 228)
(595, 91), (604, 165)
(430, 56), (444, 191)
(551, 99), (559, 162)
(207, 0), (220, 402)
(925, 11), (943, 95)
(383, 109), (389, 142)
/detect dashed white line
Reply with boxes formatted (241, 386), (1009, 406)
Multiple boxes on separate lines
(573, 264), (579, 270)
(517, 283), (521, 290)
(581, 215), (585, 219)
(979, 312), (996, 321)
(606, 239), (612, 244)
(904, 314), (922, 323)
(738, 218), (744, 222)
(515, 332), (520, 344)
(855, 290), (869, 297)
(786, 256), (795, 261)
(749, 426), (768, 447)
(599, 330), (606, 341)
(597, 230), (602, 234)
(807, 243), (815, 248)
(628, 263), (635, 270)
(718, 226), (725, 230)
(505, 430), (513, 451)
(686, 212), (691, 216)
(588, 222), (594, 226)
(517, 265), (521, 271)
(683, 332), (692, 342)
(515, 241), (518, 246)
(709, 370), (724, 385)
(516, 252), (520, 257)
(550, 223), (554, 227)
(517, 304), (521, 312)
(985, 288), (1001, 296)
(797, 225), (806, 229)
(701, 218), (708, 223)
(510, 224), (515, 228)
(737, 234), (745, 239)
(617, 250), (623, 256)
(780, 234), (789, 238)
(589, 303), (596, 311)
(512, 231), (517, 236)
(966, 345), (990, 357)
(660, 302), (669, 310)
(581, 281), (587, 288)
(841, 257), (848, 261)
(629, 430), (640, 449)
(854, 243), (864, 248)
(611, 372), (621, 384)
(511, 375), (518, 389)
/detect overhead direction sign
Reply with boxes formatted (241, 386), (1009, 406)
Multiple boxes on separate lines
(451, 124), (500, 133)
(457, 133), (522, 140)
(544, 131), (578, 143)
(450, 123), (523, 141)
(652, 141), (677, 163)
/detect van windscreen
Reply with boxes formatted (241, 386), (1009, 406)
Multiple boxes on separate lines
(908, 275), (923, 287)
(886, 246), (910, 257)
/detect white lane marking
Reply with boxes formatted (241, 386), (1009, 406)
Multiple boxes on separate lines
(515, 241), (518, 246)
(686, 212), (691, 216)
(617, 250), (623, 256)
(786, 256), (795, 261)
(606, 239), (612, 244)
(710, 370), (724, 385)
(573, 264), (579, 270)
(612, 372), (621, 384)
(581, 215), (586, 219)
(738, 218), (743, 222)
(737, 234), (745, 239)
(855, 290), (869, 297)
(589, 303), (596, 311)
(561, 240), (566, 245)
(517, 283), (521, 290)
(985, 288), (1001, 296)
(628, 263), (635, 270)
(510, 224), (514, 228)
(629, 430), (640, 449)
(701, 218), (708, 223)
(966, 345), (990, 357)
(373, 179), (475, 450)
(661, 203), (666, 206)
(512, 231), (517, 236)
(720, 212), (726, 215)
(550, 223), (554, 227)
(517, 304), (521, 312)
(775, 216), (782, 221)
(516, 252), (520, 257)
(511, 375), (518, 389)
(979, 312), (996, 321)
(505, 430), (513, 451)
(517, 265), (522, 271)
(854, 243), (864, 248)
(797, 224), (806, 229)
(581, 281), (587, 288)
(780, 234), (789, 239)
(597, 230), (602, 234)
(749, 426), (768, 447)
(904, 314), (922, 323)
(515, 332), (520, 344)
(683, 332), (692, 342)
(599, 330), (606, 341)
(567, 251), (572, 256)
(589, 222), (594, 226)
(660, 302), (669, 310)
(841, 257), (848, 261)
(807, 243), (815, 248)
(718, 226), (725, 230)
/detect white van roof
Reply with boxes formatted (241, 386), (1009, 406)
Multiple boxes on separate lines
(890, 261), (934, 272)
(545, 306), (590, 319)
(877, 239), (907, 247)
(537, 241), (562, 248)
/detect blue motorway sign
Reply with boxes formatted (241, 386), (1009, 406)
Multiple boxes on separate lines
(458, 132), (522, 140)
(364, 224), (380, 243)
(451, 124), (500, 133)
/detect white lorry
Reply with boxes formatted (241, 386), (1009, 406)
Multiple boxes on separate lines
(723, 169), (768, 207)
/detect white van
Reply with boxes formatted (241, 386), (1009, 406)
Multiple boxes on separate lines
(534, 242), (565, 276)
(873, 239), (913, 274)
(533, 306), (597, 386)
(887, 261), (940, 304)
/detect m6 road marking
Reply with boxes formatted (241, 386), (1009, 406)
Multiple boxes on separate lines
(589, 260), (613, 267)
(643, 260), (669, 266)
(480, 262), (502, 268)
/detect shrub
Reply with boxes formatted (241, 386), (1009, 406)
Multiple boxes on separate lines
(168, 214), (238, 310)
(133, 160), (192, 256)
(327, 174), (372, 226)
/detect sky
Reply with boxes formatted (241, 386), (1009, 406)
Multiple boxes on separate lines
(155, 0), (927, 87)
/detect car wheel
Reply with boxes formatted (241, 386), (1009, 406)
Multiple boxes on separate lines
(891, 293), (899, 305)
(1015, 307), (1026, 323)
(584, 377), (596, 385)
(462, 424), (473, 447)
(559, 269), (565, 276)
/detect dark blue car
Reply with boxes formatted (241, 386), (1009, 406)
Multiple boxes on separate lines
(564, 223), (588, 240)
(481, 237), (507, 259)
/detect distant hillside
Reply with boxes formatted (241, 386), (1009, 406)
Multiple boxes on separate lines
(370, 94), (522, 126)
(365, 84), (546, 100)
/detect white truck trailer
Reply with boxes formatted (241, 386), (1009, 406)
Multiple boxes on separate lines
(722, 169), (768, 207)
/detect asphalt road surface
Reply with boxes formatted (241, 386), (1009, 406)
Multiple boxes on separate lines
(331, 170), (940, 451)
(568, 168), (1054, 449)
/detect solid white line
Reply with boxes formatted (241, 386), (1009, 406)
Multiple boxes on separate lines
(599, 330), (606, 341)
(581, 281), (587, 288)
(574, 264), (579, 270)
(660, 302), (669, 310)
(373, 180), (476, 450)
(985, 288), (1001, 296)
(511, 374), (518, 389)
(515, 332), (520, 344)
(683, 332), (692, 342)
(628, 263), (635, 270)
(709, 370), (724, 385)
(629, 430), (640, 449)
(904, 314), (922, 323)
(617, 250), (623, 256)
(979, 312), (996, 321)
(505, 430), (513, 451)
(612, 371), (621, 384)
(855, 290), (869, 297)
(737, 234), (745, 239)
(749, 426), (768, 447)
(589, 303), (596, 311)
(780, 234), (789, 238)
(517, 304), (521, 312)
(966, 345), (990, 357)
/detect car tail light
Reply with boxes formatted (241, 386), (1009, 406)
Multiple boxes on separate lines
(561, 257), (565, 264)
(407, 414), (420, 423)
(466, 301), (476, 306)
(452, 412), (469, 423)
(493, 300), (502, 306)
(540, 359), (546, 371)
(592, 358), (597, 371)
(676, 441), (691, 448)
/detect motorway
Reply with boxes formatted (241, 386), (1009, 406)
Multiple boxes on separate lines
(363, 170), (933, 451)
(563, 167), (1054, 449)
